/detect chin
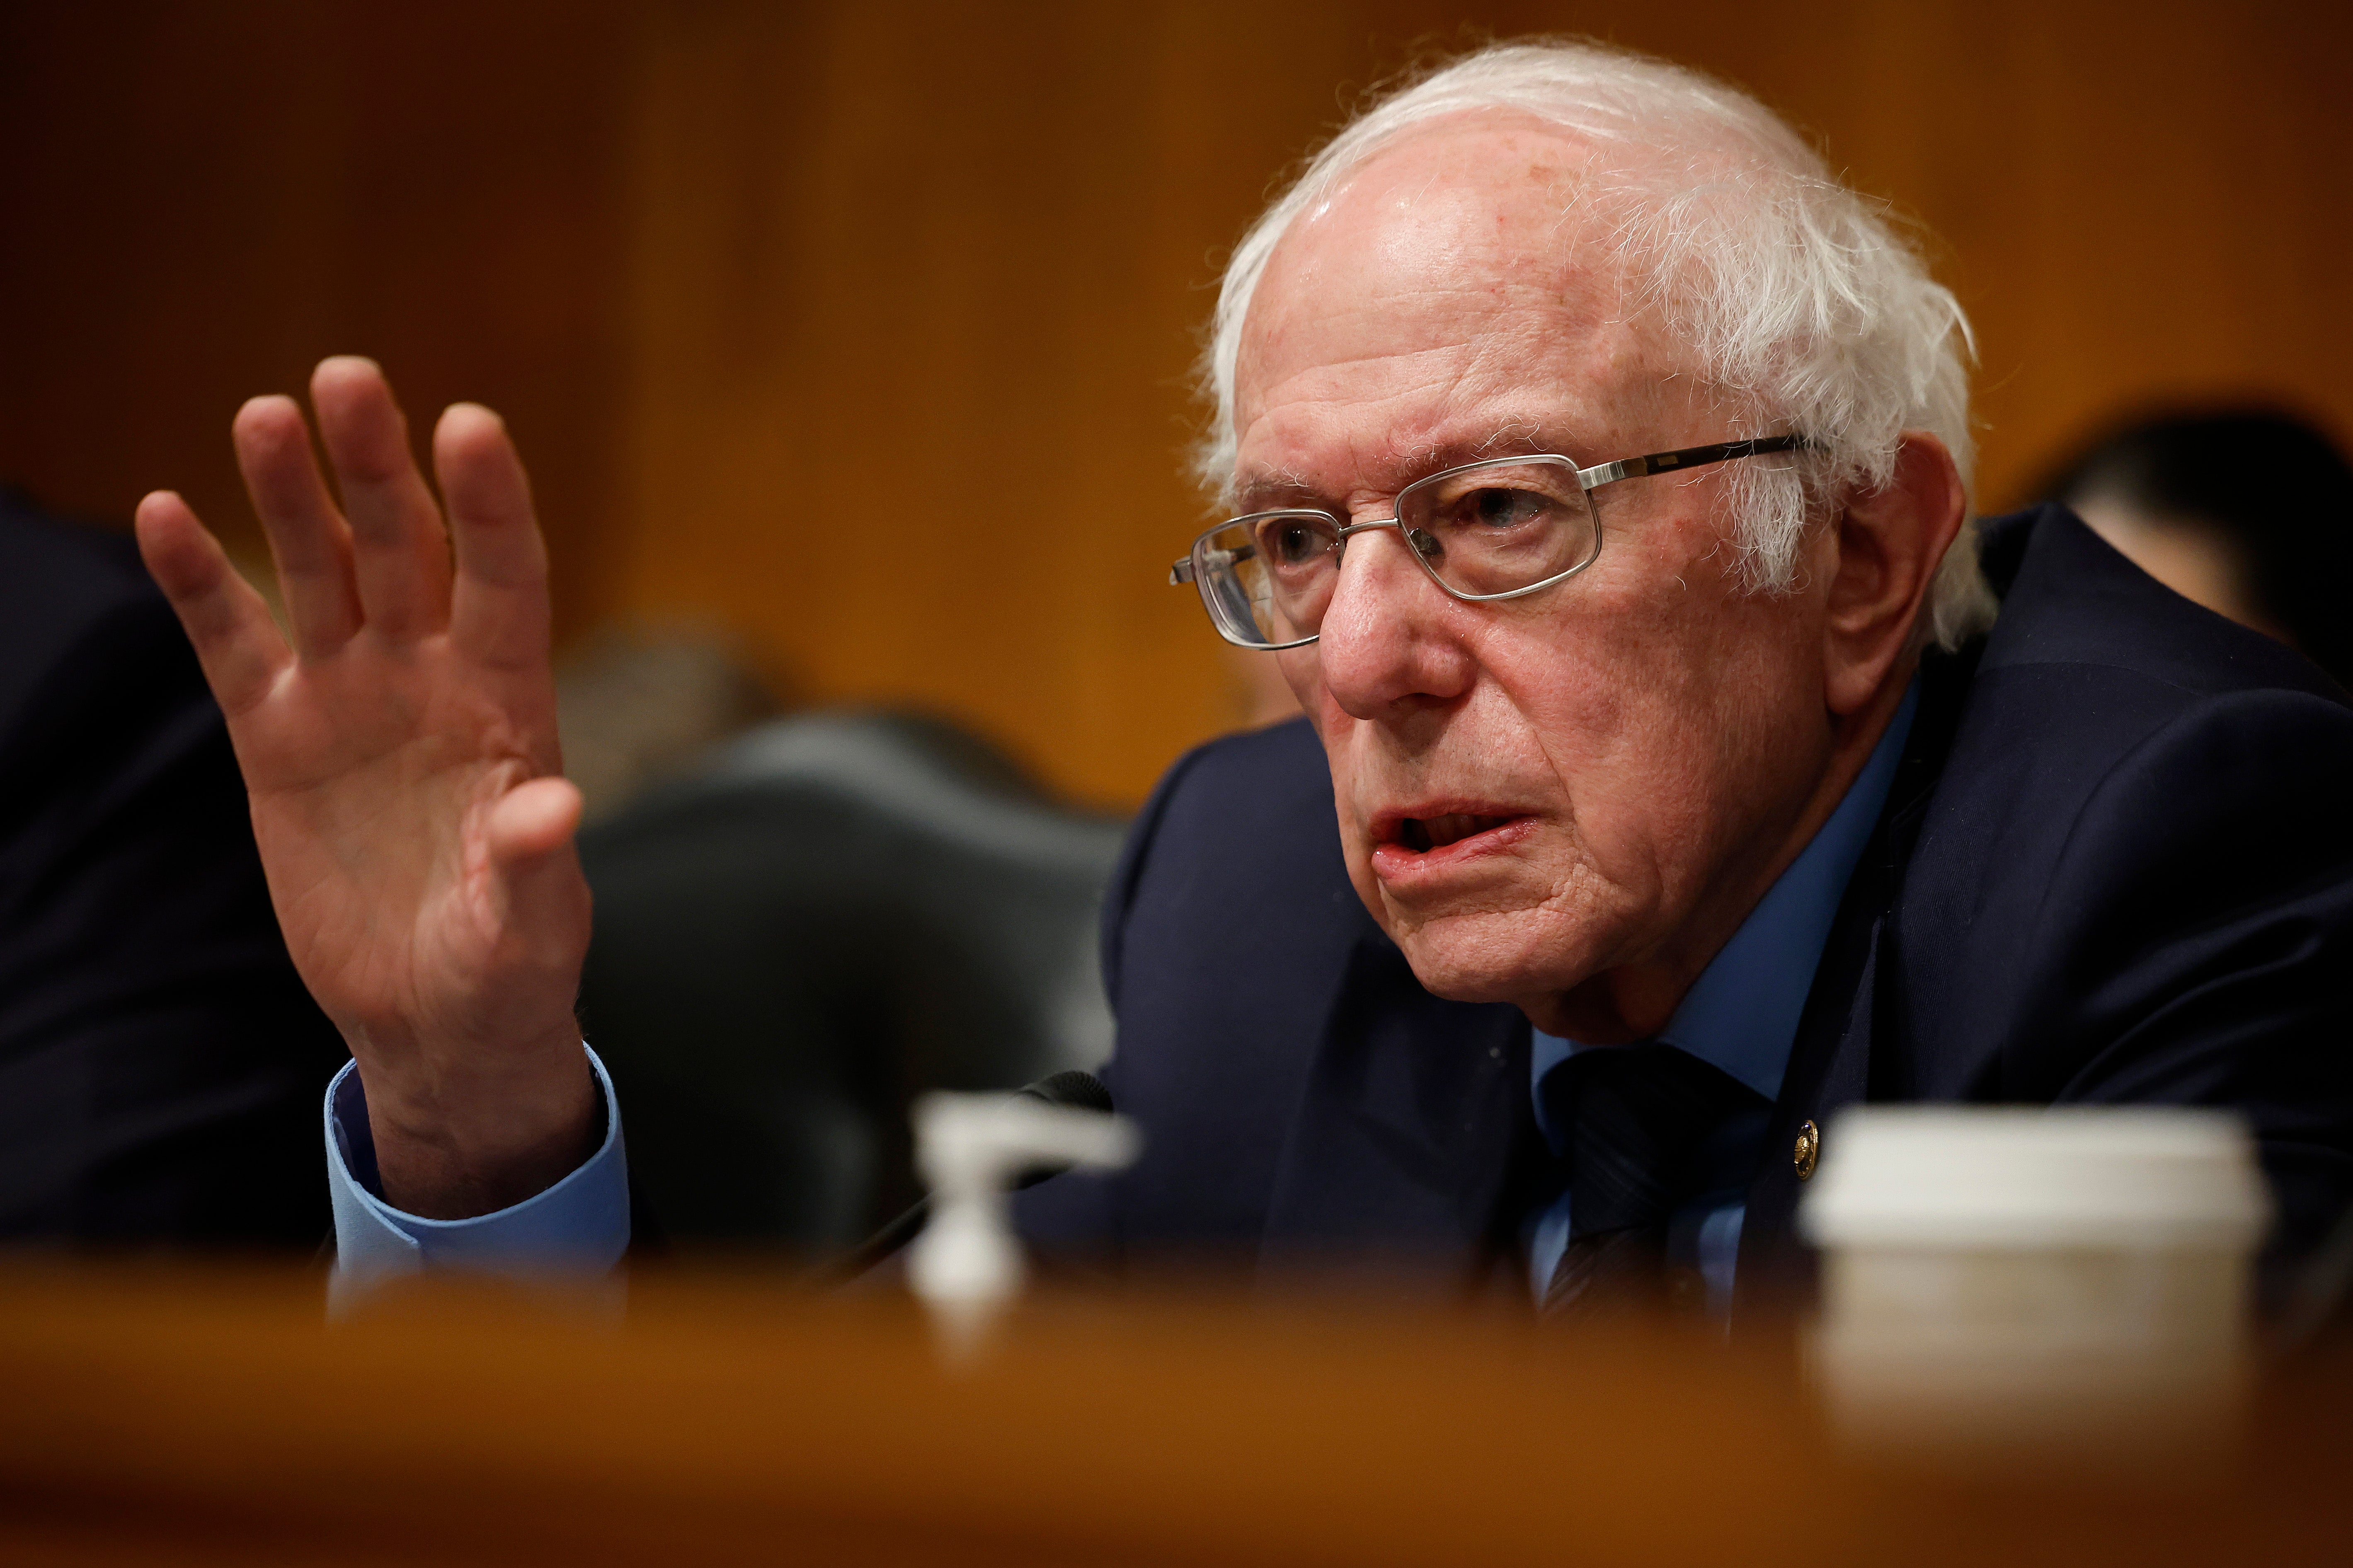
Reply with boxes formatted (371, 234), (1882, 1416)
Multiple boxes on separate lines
(1384, 907), (1604, 1009)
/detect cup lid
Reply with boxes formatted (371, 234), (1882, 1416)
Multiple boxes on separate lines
(1798, 1106), (2272, 1249)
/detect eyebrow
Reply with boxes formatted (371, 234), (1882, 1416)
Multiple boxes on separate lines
(1230, 423), (1575, 515)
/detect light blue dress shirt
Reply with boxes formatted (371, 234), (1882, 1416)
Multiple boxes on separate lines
(1526, 680), (1918, 1309)
(325, 1046), (632, 1302)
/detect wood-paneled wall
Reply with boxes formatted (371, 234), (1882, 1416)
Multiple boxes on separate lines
(5, 1), (2347, 805)
(0, 1), (636, 635)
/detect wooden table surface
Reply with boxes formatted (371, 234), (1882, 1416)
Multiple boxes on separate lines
(0, 1261), (2346, 1566)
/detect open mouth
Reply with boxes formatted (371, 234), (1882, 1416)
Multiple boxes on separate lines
(1393, 813), (1511, 852)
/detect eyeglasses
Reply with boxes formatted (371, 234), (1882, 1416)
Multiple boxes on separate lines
(1168, 435), (1812, 649)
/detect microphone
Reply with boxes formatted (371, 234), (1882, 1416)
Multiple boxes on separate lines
(1015, 1068), (1116, 1118)
(830, 1070), (1115, 1282)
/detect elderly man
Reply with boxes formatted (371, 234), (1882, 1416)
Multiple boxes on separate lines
(136, 41), (2353, 1308)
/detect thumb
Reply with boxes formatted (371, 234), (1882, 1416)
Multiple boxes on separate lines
(485, 776), (592, 964)
(487, 774), (584, 865)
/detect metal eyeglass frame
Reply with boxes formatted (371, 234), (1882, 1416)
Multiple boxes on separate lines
(1169, 434), (1814, 650)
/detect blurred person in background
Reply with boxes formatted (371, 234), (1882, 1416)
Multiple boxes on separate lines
(0, 490), (345, 1244)
(131, 39), (2353, 1312)
(2039, 409), (2353, 688)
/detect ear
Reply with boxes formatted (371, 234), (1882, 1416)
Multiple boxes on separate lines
(1821, 431), (1968, 716)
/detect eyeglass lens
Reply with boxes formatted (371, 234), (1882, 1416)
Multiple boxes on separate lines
(1194, 457), (1601, 648)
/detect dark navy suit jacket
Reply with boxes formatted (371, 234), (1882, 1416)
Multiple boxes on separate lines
(1019, 506), (2353, 1292)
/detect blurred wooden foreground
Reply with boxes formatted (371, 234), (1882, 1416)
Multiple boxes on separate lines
(0, 1263), (2347, 1566)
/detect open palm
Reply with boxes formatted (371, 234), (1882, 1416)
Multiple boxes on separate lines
(137, 357), (596, 1219)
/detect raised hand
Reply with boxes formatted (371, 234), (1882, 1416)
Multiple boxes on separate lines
(136, 357), (596, 1220)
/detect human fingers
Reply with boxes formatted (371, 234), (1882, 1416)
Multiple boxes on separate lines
(487, 774), (585, 866)
(311, 356), (454, 640)
(436, 403), (554, 678)
(484, 777), (593, 970)
(231, 394), (363, 657)
(135, 490), (292, 719)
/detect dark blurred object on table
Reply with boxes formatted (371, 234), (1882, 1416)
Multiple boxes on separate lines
(2038, 409), (2353, 686)
(576, 711), (1125, 1254)
(0, 491), (346, 1245)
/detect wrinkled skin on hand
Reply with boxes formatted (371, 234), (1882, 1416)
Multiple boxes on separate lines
(137, 356), (595, 1219)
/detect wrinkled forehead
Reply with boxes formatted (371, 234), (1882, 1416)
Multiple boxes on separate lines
(1232, 118), (1684, 484)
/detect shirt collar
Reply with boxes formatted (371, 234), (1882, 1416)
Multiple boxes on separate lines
(1532, 677), (1919, 1126)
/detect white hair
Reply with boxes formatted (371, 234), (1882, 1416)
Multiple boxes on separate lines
(1197, 40), (1996, 649)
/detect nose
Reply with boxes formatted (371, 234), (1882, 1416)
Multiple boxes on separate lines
(1313, 522), (1479, 720)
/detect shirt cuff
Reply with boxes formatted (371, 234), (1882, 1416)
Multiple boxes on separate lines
(324, 1044), (632, 1307)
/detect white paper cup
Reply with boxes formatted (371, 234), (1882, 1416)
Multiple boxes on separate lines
(1799, 1106), (2271, 1470)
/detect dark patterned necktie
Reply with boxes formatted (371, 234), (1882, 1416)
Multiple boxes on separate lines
(1540, 1043), (1771, 1316)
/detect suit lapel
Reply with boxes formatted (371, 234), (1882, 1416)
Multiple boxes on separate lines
(1736, 900), (1885, 1306)
(1258, 923), (1531, 1276)
(1734, 643), (1980, 1310)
